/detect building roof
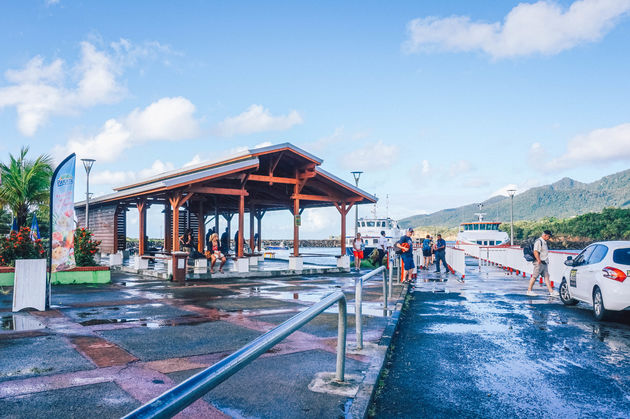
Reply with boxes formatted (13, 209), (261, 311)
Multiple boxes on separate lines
(76, 142), (376, 212)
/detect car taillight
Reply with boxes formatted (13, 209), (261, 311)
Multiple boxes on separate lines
(602, 266), (627, 282)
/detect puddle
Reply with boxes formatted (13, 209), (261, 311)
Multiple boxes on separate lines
(79, 318), (144, 326)
(1, 313), (46, 331)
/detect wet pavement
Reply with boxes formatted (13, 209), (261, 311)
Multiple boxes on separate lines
(0, 269), (404, 418)
(369, 259), (630, 418)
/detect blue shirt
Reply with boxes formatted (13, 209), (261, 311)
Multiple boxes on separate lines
(435, 238), (446, 253)
(398, 235), (413, 257)
(422, 238), (431, 250)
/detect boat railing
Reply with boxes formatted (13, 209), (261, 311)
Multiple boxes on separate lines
(122, 291), (348, 419)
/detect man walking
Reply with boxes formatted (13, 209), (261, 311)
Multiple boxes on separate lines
(375, 230), (388, 267)
(421, 234), (432, 270)
(527, 230), (555, 296)
(396, 228), (415, 283)
(434, 234), (449, 273)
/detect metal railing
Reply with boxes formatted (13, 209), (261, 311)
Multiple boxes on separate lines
(123, 291), (348, 419)
(355, 265), (387, 350)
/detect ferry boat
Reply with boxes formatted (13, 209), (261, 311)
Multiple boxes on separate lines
(346, 216), (402, 257)
(456, 206), (509, 246)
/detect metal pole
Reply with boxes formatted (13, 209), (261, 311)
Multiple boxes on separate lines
(336, 297), (347, 382)
(355, 276), (363, 350)
(388, 250), (393, 299)
(382, 268), (388, 308)
(85, 171), (90, 230)
(507, 189), (515, 246)
(351, 171), (362, 238)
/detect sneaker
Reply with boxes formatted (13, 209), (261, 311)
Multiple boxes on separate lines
(549, 290), (558, 297)
(526, 290), (536, 297)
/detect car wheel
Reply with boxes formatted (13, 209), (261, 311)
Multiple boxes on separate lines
(559, 279), (578, 306)
(593, 287), (608, 321)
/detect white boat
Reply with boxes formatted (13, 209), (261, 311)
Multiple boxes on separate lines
(456, 205), (509, 246)
(346, 216), (402, 255)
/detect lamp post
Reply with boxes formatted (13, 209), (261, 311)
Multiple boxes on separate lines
(81, 159), (95, 230)
(507, 189), (516, 246)
(351, 171), (363, 238)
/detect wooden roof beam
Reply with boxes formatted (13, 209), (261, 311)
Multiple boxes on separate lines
(188, 186), (249, 196)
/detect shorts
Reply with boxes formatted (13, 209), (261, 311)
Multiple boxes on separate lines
(401, 254), (415, 270)
(422, 249), (431, 257)
(213, 251), (225, 259)
(532, 261), (549, 279)
(353, 250), (364, 260)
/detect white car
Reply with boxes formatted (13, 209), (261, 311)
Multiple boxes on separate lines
(559, 241), (630, 320)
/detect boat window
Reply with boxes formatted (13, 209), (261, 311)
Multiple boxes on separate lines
(474, 224), (479, 230)
(587, 245), (608, 265)
(477, 241), (482, 245)
(613, 248), (630, 265)
(373, 239), (378, 244)
(367, 221), (375, 227)
(489, 241), (494, 245)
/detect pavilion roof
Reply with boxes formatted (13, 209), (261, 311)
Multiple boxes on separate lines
(76, 143), (377, 212)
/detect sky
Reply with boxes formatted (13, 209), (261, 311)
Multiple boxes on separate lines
(1, 0), (630, 239)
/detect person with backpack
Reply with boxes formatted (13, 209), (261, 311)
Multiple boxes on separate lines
(526, 230), (555, 296)
(421, 234), (432, 270)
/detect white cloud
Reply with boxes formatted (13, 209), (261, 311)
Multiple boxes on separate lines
(421, 159), (431, 175)
(404, 0), (630, 59)
(449, 160), (474, 176)
(90, 159), (175, 186)
(548, 122), (630, 169)
(492, 183), (519, 197)
(54, 96), (201, 162)
(0, 39), (175, 136)
(341, 141), (399, 171)
(215, 105), (303, 137)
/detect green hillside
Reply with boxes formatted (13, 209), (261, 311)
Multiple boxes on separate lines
(400, 168), (630, 229)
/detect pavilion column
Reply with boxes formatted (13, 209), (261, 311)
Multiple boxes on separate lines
(249, 202), (255, 252)
(335, 202), (353, 256)
(169, 192), (194, 252)
(293, 197), (300, 257)
(197, 200), (205, 253)
(255, 210), (265, 252)
(137, 199), (147, 256)
(164, 206), (172, 252)
(214, 198), (219, 239)
(238, 192), (245, 258)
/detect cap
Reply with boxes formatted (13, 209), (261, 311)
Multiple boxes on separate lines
(407, 227), (414, 233)
(543, 230), (553, 237)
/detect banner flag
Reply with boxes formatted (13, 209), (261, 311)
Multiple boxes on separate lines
(49, 154), (76, 273)
(30, 213), (40, 241)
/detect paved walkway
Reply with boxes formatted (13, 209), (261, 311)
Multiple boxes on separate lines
(369, 261), (630, 418)
(0, 269), (405, 418)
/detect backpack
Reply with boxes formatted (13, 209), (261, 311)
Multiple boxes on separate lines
(523, 238), (538, 262)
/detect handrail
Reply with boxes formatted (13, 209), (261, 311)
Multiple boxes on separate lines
(355, 266), (387, 350)
(123, 291), (348, 419)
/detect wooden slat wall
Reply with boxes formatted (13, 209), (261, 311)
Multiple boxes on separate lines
(116, 208), (126, 251)
(74, 204), (119, 253)
(177, 208), (199, 248)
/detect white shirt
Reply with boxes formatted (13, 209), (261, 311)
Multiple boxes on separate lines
(377, 235), (388, 251)
(353, 238), (362, 251)
(534, 237), (549, 263)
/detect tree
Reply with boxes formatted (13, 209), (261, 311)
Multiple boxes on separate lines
(0, 147), (53, 228)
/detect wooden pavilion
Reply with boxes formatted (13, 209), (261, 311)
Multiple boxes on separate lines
(75, 143), (377, 263)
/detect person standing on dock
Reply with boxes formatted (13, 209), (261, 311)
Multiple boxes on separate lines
(422, 234), (432, 270)
(353, 232), (364, 271)
(527, 230), (555, 296)
(396, 228), (415, 283)
(220, 227), (229, 256)
(375, 230), (388, 267)
(434, 234), (448, 273)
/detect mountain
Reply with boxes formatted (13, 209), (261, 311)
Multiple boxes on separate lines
(400, 168), (630, 228)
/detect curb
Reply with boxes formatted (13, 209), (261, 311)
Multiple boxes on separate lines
(348, 282), (410, 418)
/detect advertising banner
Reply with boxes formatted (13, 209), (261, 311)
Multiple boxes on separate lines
(50, 154), (76, 273)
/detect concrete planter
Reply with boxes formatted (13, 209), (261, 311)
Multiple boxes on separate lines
(0, 265), (111, 286)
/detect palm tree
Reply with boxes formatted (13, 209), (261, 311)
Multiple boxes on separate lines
(0, 147), (53, 228)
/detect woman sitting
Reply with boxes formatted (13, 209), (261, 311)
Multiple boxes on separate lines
(208, 233), (227, 273)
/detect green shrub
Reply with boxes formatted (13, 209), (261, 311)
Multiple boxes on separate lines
(74, 228), (101, 267)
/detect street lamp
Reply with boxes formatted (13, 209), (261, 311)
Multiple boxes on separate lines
(81, 159), (95, 230)
(351, 171), (363, 238)
(507, 189), (516, 246)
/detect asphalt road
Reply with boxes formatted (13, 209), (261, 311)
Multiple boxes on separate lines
(369, 264), (630, 418)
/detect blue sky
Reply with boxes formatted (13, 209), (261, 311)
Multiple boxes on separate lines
(2, 0), (630, 239)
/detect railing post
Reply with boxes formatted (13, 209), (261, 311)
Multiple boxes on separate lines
(336, 297), (347, 381)
(388, 249), (393, 299)
(355, 276), (363, 350)
(382, 268), (388, 309)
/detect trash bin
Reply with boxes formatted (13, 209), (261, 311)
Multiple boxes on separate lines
(171, 251), (189, 282)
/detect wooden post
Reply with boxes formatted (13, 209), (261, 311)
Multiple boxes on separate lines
(164, 205), (172, 252)
(214, 198), (219, 239)
(137, 199), (147, 256)
(169, 192), (194, 252)
(293, 197), (300, 257)
(197, 200), (205, 253)
(249, 202), (255, 252)
(238, 192), (245, 258)
(335, 202), (354, 256)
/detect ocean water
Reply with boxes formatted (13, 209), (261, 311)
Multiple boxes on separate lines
(269, 247), (341, 266)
